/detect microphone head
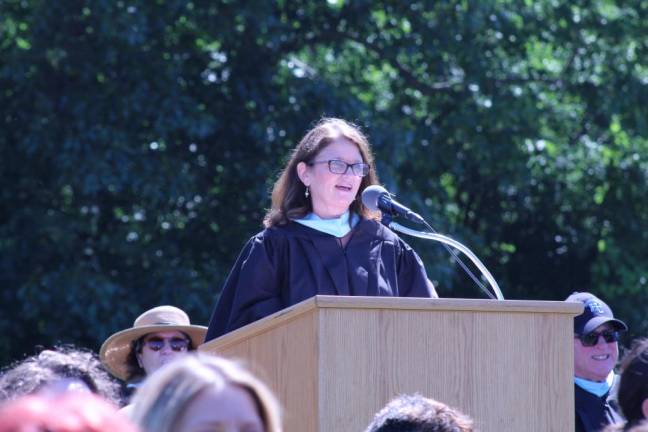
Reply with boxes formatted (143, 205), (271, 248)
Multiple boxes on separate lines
(361, 185), (389, 211)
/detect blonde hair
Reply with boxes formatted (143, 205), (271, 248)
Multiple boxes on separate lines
(129, 353), (281, 432)
(263, 117), (380, 227)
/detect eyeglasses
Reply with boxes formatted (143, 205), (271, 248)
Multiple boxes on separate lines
(143, 337), (191, 352)
(308, 159), (370, 177)
(576, 330), (621, 347)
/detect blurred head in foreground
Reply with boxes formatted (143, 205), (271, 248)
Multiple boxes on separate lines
(0, 345), (121, 405)
(0, 391), (138, 432)
(365, 393), (474, 432)
(129, 353), (281, 432)
(617, 338), (648, 430)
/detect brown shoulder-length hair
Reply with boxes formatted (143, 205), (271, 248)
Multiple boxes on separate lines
(263, 118), (380, 227)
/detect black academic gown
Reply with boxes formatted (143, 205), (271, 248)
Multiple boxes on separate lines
(575, 377), (624, 432)
(205, 218), (437, 341)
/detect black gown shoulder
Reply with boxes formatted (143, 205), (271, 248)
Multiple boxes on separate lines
(205, 219), (436, 341)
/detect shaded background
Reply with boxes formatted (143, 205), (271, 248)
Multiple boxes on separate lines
(1, 0), (647, 365)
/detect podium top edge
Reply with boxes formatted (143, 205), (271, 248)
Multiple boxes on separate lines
(312, 295), (584, 314)
(199, 296), (583, 351)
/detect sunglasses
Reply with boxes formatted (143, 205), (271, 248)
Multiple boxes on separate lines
(577, 330), (621, 347)
(143, 337), (190, 352)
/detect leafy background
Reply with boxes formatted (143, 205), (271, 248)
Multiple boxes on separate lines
(1, 0), (647, 365)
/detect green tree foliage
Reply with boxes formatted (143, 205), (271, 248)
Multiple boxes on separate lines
(1, 0), (647, 364)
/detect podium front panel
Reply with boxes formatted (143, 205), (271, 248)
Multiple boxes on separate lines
(318, 306), (574, 432)
(200, 296), (580, 432)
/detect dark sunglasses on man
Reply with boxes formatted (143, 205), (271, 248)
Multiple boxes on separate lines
(576, 329), (621, 347)
(142, 336), (191, 352)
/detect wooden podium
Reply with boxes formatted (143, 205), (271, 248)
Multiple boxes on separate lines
(200, 296), (582, 432)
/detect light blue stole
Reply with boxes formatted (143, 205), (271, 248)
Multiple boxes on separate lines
(294, 211), (359, 238)
(574, 371), (615, 397)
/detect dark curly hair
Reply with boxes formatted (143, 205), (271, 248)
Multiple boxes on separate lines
(618, 338), (648, 430)
(365, 393), (474, 432)
(0, 345), (121, 406)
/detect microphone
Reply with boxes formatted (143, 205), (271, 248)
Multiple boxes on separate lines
(361, 185), (425, 224)
(362, 185), (501, 299)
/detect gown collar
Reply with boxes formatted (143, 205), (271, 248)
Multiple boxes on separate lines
(293, 211), (359, 238)
(574, 371), (614, 397)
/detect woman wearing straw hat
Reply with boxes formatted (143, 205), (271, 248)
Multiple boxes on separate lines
(100, 305), (207, 402)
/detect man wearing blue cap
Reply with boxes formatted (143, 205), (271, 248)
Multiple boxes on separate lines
(567, 292), (628, 432)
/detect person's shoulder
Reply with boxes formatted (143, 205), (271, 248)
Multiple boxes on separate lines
(357, 218), (411, 247)
(356, 218), (392, 239)
(574, 382), (592, 399)
(253, 221), (309, 242)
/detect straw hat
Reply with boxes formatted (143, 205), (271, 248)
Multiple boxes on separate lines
(100, 305), (207, 381)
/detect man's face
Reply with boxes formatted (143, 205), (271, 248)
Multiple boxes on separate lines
(574, 323), (619, 381)
(136, 330), (190, 376)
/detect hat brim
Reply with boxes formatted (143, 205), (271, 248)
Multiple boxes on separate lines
(100, 324), (207, 381)
(582, 317), (628, 335)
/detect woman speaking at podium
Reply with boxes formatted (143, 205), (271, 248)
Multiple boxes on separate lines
(205, 118), (437, 341)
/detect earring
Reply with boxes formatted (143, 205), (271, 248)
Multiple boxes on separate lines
(305, 186), (310, 198)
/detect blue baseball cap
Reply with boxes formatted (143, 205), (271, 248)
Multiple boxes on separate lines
(566, 292), (628, 335)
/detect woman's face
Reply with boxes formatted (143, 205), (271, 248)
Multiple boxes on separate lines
(136, 330), (191, 376)
(174, 383), (264, 432)
(297, 137), (364, 219)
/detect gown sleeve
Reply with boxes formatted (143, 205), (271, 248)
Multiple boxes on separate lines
(205, 232), (285, 342)
(396, 238), (439, 298)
